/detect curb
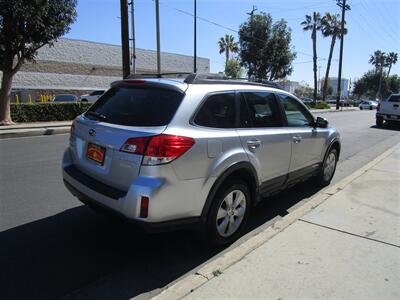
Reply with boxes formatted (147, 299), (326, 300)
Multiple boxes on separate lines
(310, 108), (358, 114)
(0, 126), (71, 139)
(151, 143), (399, 300)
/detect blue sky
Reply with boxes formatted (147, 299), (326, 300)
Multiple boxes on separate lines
(65, 0), (400, 86)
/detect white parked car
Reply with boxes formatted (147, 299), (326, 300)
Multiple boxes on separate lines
(80, 90), (105, 102)
(359, 100), (378, 110)
(376, 94), (400, 127)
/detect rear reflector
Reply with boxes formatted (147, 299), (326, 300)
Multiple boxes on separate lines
(121, 134), (195, 165)
(140, 196), (149, 218)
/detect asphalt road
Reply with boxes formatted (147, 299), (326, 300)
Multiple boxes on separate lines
(1, 110), (399, 300)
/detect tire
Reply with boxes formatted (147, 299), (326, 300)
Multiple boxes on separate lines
(360, 106), (363, 110)
(204, 180), (251, 246)
(81, 99), (88, 102)
(314, 148), (338, 187)
(369, 106), (373, 110)
(376, 118), (383, 127)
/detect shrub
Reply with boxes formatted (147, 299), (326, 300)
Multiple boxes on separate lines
(305, 101), (331, 110)
(11, 103), (92, 122)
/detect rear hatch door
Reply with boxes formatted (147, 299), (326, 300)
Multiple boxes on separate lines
(69, 81), (185, 191)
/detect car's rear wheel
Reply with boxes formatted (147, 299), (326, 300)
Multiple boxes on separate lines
(204, 180), (251, 246)
(370, 106), (373, 110)
(376, 118), (383, 127)
(314, 148), (338, 187)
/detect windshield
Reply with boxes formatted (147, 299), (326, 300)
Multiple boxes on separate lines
(86, 85), (184, 126)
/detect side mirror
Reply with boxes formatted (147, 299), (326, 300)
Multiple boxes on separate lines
(314, 117), (328, 128)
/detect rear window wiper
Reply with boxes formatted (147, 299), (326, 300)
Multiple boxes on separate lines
(86, 111), (108, 121)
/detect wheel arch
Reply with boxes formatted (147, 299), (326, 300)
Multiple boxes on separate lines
(200, 162), (259, 223)
(326, 138), (341, 161)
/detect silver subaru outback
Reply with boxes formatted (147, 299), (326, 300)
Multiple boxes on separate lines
(62, 74), (340, 245)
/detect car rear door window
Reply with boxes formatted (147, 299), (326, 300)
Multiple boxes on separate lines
(87, 86), (184, 126)
(194, 93), (236, 128)
(278, 94), (314, 127)
(240, 92), (283, 128)
(388, 95), (400, 102)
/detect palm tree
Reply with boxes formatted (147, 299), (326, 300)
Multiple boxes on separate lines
(369, 50), (386, 74)
(320, 13), (347, 101)
(301, 12), (322, 104)
(369, 50), (387, 99)
(218, 34), (239, 69)
(386, 52), (398, 77)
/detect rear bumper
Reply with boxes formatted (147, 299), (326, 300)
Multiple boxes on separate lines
(62, 148), (210, 228)
(376, 113), (400, 122)
(63, 179), (200, 232)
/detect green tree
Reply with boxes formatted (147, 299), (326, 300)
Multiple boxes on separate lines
(320, 13), (347, 101)
(386, 52), (398, 77)
(218, 34), (239, 69)
(0, 0), (77, 125)
(238, 12), (296, 81)
(301, 12), (322, 104)
(224, 59), (242, 78)
(353, 71), (400, 99)
(294, 82), (314, 98)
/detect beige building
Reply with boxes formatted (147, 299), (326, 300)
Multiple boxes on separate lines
(4, 38), (210, 102)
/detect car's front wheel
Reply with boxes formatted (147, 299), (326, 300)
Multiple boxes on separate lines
(204, 180), (251, 246)
(360, 106), (363, 110)
(314, 148), (338, 187)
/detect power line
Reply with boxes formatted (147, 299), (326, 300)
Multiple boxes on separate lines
(155, 0), (336, 62)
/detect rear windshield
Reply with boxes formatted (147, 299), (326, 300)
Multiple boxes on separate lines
(86, 86), (184, 126)
(388, 95), (400, 102)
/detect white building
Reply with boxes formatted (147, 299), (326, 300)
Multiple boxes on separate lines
(329, 77), (350, 98)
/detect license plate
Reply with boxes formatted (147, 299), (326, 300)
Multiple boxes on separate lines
(86, 143), (106, 165)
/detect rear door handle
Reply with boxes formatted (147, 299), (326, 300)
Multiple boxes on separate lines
(292, 135), (302, 143)
(247, 139), (261, 150)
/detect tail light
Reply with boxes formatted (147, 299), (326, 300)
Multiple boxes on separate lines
(377, 102), (381, 112)
(120, 134), (195, 165)
(139, 196), (149, 218)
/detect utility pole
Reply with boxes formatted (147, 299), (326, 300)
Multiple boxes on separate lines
(129, 0), (136, 74)
(120, 0), (130, 79)
(318, 65), (322, 94)
(193, 0), (197, 73)
(335, 0), (350, 109)
(246, 6), (257, 78)
(155, 0), (161, 75)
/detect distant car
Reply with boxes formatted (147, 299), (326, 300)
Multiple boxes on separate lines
(52, 94), (78, 103)
(80, 90), (105, 102)
(301, 97), (313, 103)
(376, 93), (400, 127)
(359, 100), (378, 110)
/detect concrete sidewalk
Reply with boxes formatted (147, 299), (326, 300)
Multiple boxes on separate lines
(0, 121), (72, 139)
(156, 144), (400, 300)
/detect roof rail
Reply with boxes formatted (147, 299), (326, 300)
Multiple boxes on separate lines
(127, 72), (192, 79)
(184, 73), (281, 89)
(124, 73), (282, 89)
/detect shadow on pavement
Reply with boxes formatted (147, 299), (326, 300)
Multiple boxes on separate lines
(370, 124), (400, 131)
(0, 181), (321, 300)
